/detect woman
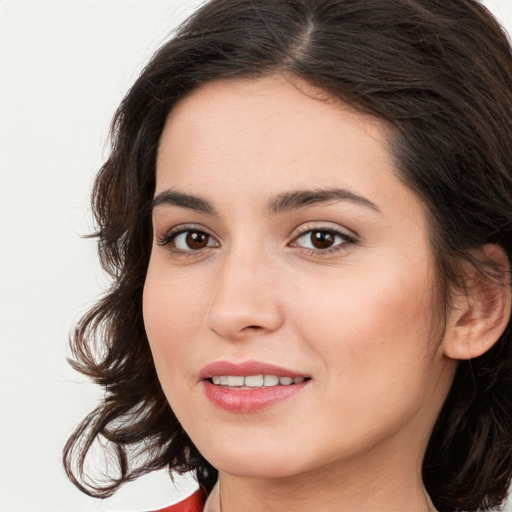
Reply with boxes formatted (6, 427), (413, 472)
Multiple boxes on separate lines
(63, 1), (512, 511)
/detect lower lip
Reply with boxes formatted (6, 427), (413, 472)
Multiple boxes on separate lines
(203, 380), (309, 413)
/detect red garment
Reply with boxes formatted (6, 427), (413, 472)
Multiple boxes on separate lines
(152, 490), (206, 512)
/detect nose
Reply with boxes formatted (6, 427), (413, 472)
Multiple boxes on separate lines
(206, 246), (284, 340)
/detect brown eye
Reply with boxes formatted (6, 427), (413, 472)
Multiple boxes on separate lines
(310, 231), (335, 249)
(165, 229), (219, 251)
(293, 228), (353, 252)
(185, 231), (210, 249)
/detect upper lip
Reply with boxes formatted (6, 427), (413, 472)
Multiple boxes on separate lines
(199, 360), (309, 380)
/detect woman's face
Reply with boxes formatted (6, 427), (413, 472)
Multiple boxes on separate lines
(143, 77), (457, 481)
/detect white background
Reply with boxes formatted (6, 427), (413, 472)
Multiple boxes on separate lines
(1, 1), (512, 511)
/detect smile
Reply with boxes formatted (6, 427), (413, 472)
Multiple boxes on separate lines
(200, 361), (311, 412)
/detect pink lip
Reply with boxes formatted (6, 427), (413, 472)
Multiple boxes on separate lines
(200, 360), (310, 413)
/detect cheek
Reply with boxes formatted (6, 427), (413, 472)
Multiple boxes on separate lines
(290, 258), (439, 379)
(280, 260), (443, 451)
(142, 263), (208, 381)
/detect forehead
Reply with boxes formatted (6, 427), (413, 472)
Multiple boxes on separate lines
(156, 76), (394, 192)
(159, 76), (389, 150)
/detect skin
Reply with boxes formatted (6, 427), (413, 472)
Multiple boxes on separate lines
(143, 76), (460, 512)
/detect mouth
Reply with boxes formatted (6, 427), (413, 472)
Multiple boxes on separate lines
(209, 375), (308, 388)
(200, 361), (311, 412)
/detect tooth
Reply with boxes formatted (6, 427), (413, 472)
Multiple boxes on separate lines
(227, 376), (244, 387)
(245, 375), (264, 387)
(212, 375), (302, 387)
(263, 375), (279, 386)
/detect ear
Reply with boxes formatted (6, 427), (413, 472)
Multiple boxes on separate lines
(443, 245), (511, 360)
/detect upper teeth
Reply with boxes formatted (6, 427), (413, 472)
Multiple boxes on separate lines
(211, 375), (305, 387)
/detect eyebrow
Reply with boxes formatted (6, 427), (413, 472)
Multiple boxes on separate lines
(151, 189), (216, 215)
(151, 187), (381, 216)
(268, 188), (382, 214)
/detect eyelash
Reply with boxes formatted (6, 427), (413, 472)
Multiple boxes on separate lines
(290, 225), (357, 255)
(157, 224), (219, 257)
(157, 224), (357, 257)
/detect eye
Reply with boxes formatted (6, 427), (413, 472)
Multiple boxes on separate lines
(158, 228), (220, 252)
(173, 230), (216, 250)
(291, 228), (354, 252)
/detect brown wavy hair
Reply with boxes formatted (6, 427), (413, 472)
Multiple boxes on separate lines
(63, 1), (512, 510)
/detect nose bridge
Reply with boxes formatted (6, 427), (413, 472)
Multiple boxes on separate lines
(206, 239), (283, 339)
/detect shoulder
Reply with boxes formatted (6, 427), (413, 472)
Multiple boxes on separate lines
(151, 490), (206, 512)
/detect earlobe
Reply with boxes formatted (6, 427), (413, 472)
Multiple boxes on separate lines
(443, 245), (511, 361)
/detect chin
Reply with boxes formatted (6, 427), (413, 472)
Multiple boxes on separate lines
(209, 455), (304, 480)
(197, 436), (310, 479)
